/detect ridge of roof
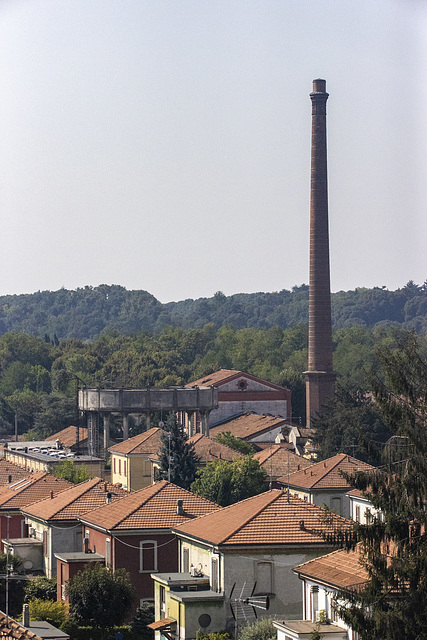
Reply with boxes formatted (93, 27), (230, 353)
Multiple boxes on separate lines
(284, 453), (374, 489)
(175, 490), (353, 546)
(108, 427), (163, 454)
(176, 490), (283, 544)
(81, 480), (167, 529)
(21, 477), (126, 520)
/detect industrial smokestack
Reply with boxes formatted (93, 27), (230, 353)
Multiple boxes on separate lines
(304, 79), (336, 427)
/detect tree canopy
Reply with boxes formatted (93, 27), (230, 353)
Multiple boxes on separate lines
(155, 413), (199, 490)
(312, 383), (392, 464)
(191, 456), (268, 506)
(336, 334), (427, 640)
(214, 431), (256, 456)
(66, 564), (135, 637)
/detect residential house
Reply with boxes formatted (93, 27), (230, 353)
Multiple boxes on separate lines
(286, 425), (316, 457)
(274, 546), (367, 640)
(21, 477), (128, 577)
(278, 454), (375, 519)
(253, 445), (312, 487)
(209, 413), (288, 444)
(184, 369), (291, 430)
(109, 427), (163, 491)
(70, 481), (219, 608)
(151, 489), (353, 639)
(0, 472), (71, 552)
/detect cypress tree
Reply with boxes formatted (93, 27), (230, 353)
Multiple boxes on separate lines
(337, 333), (427, 640)
(156, 413), (199, 490)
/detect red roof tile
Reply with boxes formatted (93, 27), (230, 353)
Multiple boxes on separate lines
(0, 459), (28, 486)
(294, 546), (367, 591)
(109, 427), (163, 455)
(0, 472), (72, 510)
(187, 369), (287, 391)
(80, 480), (220, 531)
(282, 454), (375, 490)
(254, 445), (312, 478)
(176, 489), (353, 546)
(46, 425), (88, 446)
(188, 434), (240, 463)
(209, 413), (286, 441)
(22, 477), (128, 522)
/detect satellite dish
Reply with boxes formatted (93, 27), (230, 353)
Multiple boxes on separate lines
(23, 560), (33, 570)
(158, 421), (165, 428)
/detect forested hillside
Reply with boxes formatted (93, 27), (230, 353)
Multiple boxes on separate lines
(0, 281), (425, 340)
(1, 322), (426, 441)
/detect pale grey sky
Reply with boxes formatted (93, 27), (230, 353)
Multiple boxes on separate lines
(0, 0), (426, 302)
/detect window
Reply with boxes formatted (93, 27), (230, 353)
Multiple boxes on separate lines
(310, 586), (319, 622)
(114, 458), (116, 473)
(105, 538), (111, 567)
(43, 531), (48, 557)
(355, 505), (360, 522)
(119, 459), (121, 475)
(211, 557), (219, 592)
(124, 460), (127, 476)
(331, 497), (342, 515)
(160, 585), (166, 614)
(183, 548), (190, 573)
(140, 540), (157, 572)
(255, 561), (273, 594)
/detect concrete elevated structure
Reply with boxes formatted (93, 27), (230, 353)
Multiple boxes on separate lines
(78, 387), (218, 457)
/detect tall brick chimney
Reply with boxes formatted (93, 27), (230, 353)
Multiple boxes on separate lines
(304, 79), (336, 427)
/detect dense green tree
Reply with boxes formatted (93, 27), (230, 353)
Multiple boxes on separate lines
(24, 576), (57, 602)
(312, 383), (392, 464)
(52, 459), (89, 484)
(27, 599), (68, 627)
(238, 617), (276, 640)
(155, 413), (199, 490)
(130, 601), (155, 639)
(336, 334), (427, 640)
(214, 431), (255, 456)
(66, 564), (135, 639)
(191, 456), (267, 506)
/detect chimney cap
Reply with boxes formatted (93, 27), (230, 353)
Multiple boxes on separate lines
(312, 78), (327, 93)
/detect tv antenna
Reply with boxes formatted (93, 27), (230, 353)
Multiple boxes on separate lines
(228, 581), (270, 638)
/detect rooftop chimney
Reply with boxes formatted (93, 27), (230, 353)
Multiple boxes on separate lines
(176, 499), (184, 516)
(304, 79), (336, 427)
(22, 604), (30, 628)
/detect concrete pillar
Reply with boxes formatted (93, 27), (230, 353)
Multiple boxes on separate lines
(304, 78), (336, 427)
(103, 414), (110, 458)
(200, 412), (209, 436)
(187, 411), (195, 437)
(123, 414), (129, 440)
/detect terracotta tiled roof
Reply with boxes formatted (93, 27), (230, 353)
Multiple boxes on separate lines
(254, 445), (312, 478)
(188, 434), (239, 463)
(209, 413), (286, 441)
(80, 480), (220, 531)
(0, 610), (44, 639)
(294, 546), (367, 591)
(46, 425), (88, 446)
(187, 369), (287, 391)
(0, 459), (28, 486)
(0, 472), (72, 511)
(22, 477), (128, 522)
(281, 454), (375, 490)
(187, 369), (245, 387)
(109, 427), (163, 455)
(175, 489), (353, 546)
